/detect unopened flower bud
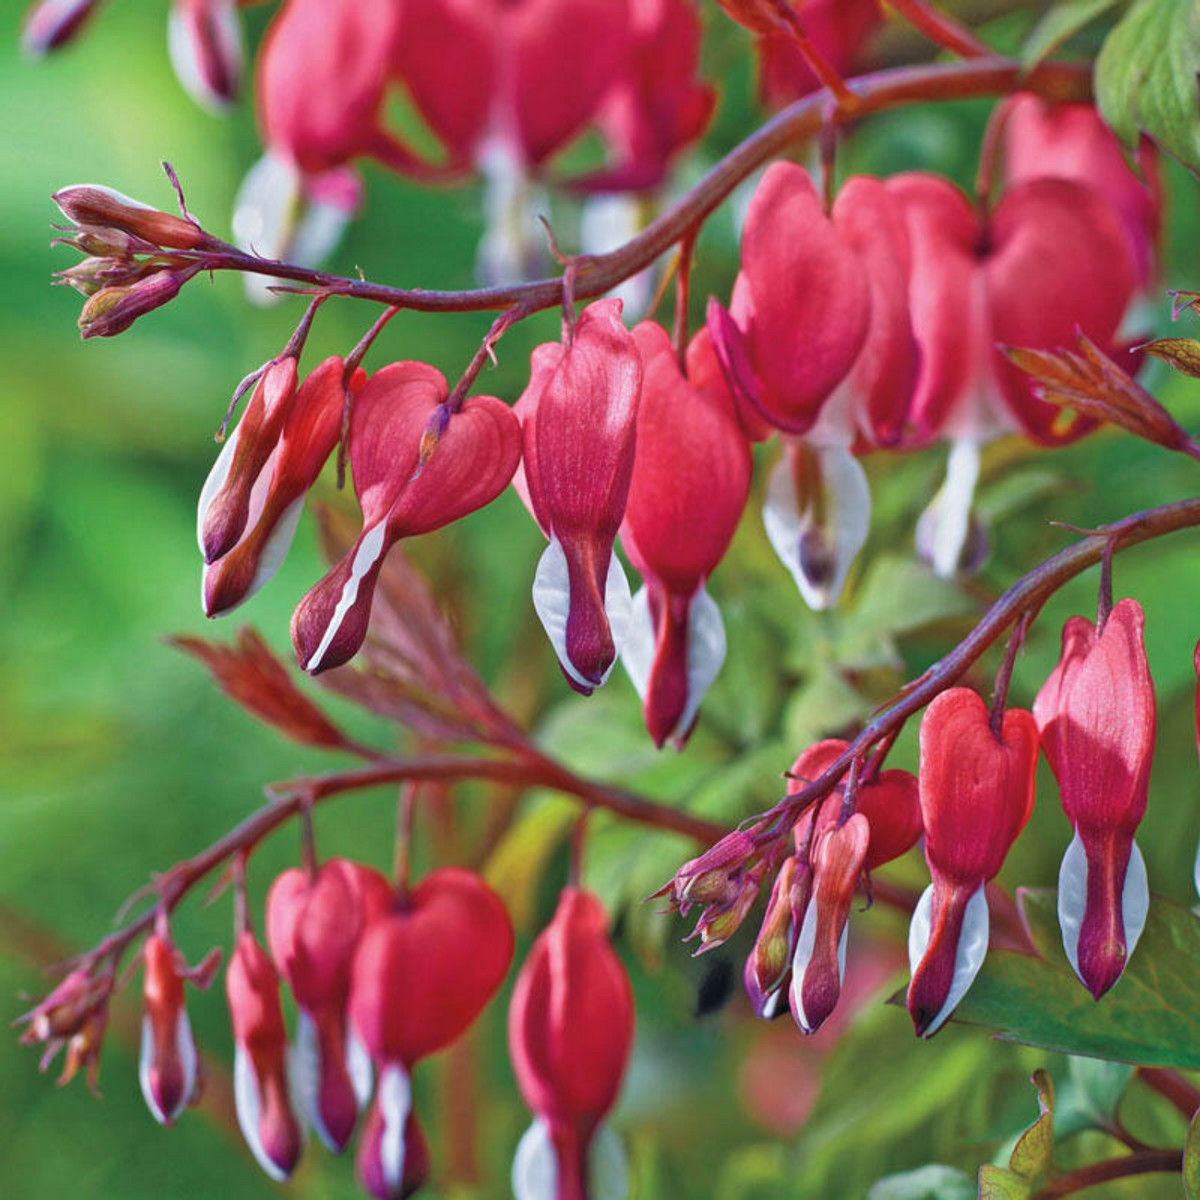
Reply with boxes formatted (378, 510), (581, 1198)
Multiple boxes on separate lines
(53, 184), (207, 250)
(744, 854), (812, 1019)
(77, 265), (199, 339)
(139, 932), (200, 1125)
(653, 826), (760, 914)
(22, 0), (102, 57)
(688, 864), (766, 954)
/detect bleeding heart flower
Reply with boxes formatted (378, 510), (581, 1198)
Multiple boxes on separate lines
(509, 887), (635, 1200)
(168, 0), (243, 112)
(139, 930), (206, 1125)
(1002, 94), (1161, 293)
(200, 356), (358, 618)
(620, 322), (751, 747)
(22, 0), (103, 56)
(266, 859), (392, 1151)
(887, 171), (1136, 577)
(514, 299), (642, 695)
(907, 688), (1038, 1037)
(226, 930), (305, 1180)
(710, 168), (916, 609)
(789, 813), (869, 1034)
(348, 869), (512, 1198)
(291, 362), (522, 674)
(1033, 598), (1155, 998)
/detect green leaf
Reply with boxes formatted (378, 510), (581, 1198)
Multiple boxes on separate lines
(977, 1164), (1031, 1200)
(1022, 0), (1123, 68)
(954, 890), (1200, 1068)
(866, 1164), (975, 1200)
(1065, 1056), (1134, 1123)
(1185, 1105), (1200, 1200)
(1007, 1070), (1055, 1180)
(1095, 0), (1200, 174)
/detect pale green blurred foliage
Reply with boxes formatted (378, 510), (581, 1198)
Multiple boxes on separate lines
(2, 1), (1200, 1197)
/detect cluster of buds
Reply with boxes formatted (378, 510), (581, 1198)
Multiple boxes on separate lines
(51, 185), (217, 339)
(16, 963), (114, 1093)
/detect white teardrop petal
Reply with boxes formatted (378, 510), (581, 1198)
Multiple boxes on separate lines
(196, 424), (241, 551)
(788, 895), (820, 1034)
(620, 584), (654, 702)
(289, 1011), (333, 1150)
(138, 1015), (168, 1125)
(1057, 830), (1087, 982)
(232, 152), (301, 307)
(378, 1064), (412, 1193)
(233, 1044), (289, 1182)
(167, 0), (242, 113)
(176, 1008), (199, 1112)
(305, 520), (388, 672)
(1121, 838), (1150, 967)
(243, 495), (306, 604)
(513, 1118), (557, 1200)
(907, 882), (989, 1037)
(919, 437), (980, 580)
(762, 443), (871, 611)
(346, 1029), (374, 1111)
(289, 199), (352, 274)
(675, 585), (727, 740)
(532, 535), (630, 690)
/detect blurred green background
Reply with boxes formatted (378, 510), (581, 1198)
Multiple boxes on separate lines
(4, 1), (1200, 1197)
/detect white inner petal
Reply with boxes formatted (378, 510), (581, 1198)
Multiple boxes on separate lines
(676, 585), (727, 740)
(196, 424), (241, 552)
(346, 1029), (374, 1111)
(580, 194), (652, 319)
(531, 535), (631, 690)
(289, 200), (352, 273)
(512, 1118), (557, 1200)
(789, 895), (820, 1034)
(233, 1044), (289, 1182)
(762, 443), (871, 611)
(176, 1008), (199, 1115)
(922, 437), (980, 580)
(1057, 830), (1087, 983)
(289, 1010), (330, 1151)
(166, 0), (242, 113)
(138, 1014), (167, 1125)
(591, 1123), (630, 1200)
(619, 584), (654, 702)
(306, 521), (388, 672)
(379, 1064), (412, 1192)
(908, 882), (989, 1037)
(232, 152), (300, 307)
(1122, 838), (1150, 968)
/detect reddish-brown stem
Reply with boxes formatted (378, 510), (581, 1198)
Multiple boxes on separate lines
(887, 0), (992, 58)
(770, 0), (858, 108)
(1139, 1067), (1200, 1117)
(755, 496), (1200, 844)
(446, 304), (530, 411)
(673, 228), (697, 368)
(1031, 1148), (1183, 1198)
(989, 610), (1030, 736)
(185, 59), (1091, 318)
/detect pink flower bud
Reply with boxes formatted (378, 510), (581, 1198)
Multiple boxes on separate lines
(744, 853), (812, 1020)
(687, 864), (766, 954)
(620, 323), (751, 747)
(168, 0), (243, 112)
(907, 688), (1038, 1037)
(201, 358), (363, 617)
(291, 363), (521, 673)
(138, 933), (200, 1125)
(653, 826), (760, 914)
(266, 859), (391, 1150)
(22, 0), (103, 56)
(225, 932), (304, 1180)
(77, 265), (200, 339)
(508, 888), (635, 1200)
(1033, 598), (1155, 998)
(789, 814), (869, 1034)
(514, 299), (642, 694)
(53, 185), (206, 250)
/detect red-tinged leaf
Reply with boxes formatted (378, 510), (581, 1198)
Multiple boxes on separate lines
(170, 628), (348, 749)
(1141, 336), (1200, 379)
(1008, 1070), (1055, 1181)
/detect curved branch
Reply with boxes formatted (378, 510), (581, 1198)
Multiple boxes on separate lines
(199, 57), (1092, 315)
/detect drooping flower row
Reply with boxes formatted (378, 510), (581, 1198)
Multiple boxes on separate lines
(663, 595), (1159, 1036)
(57, 859), (635, 1200)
